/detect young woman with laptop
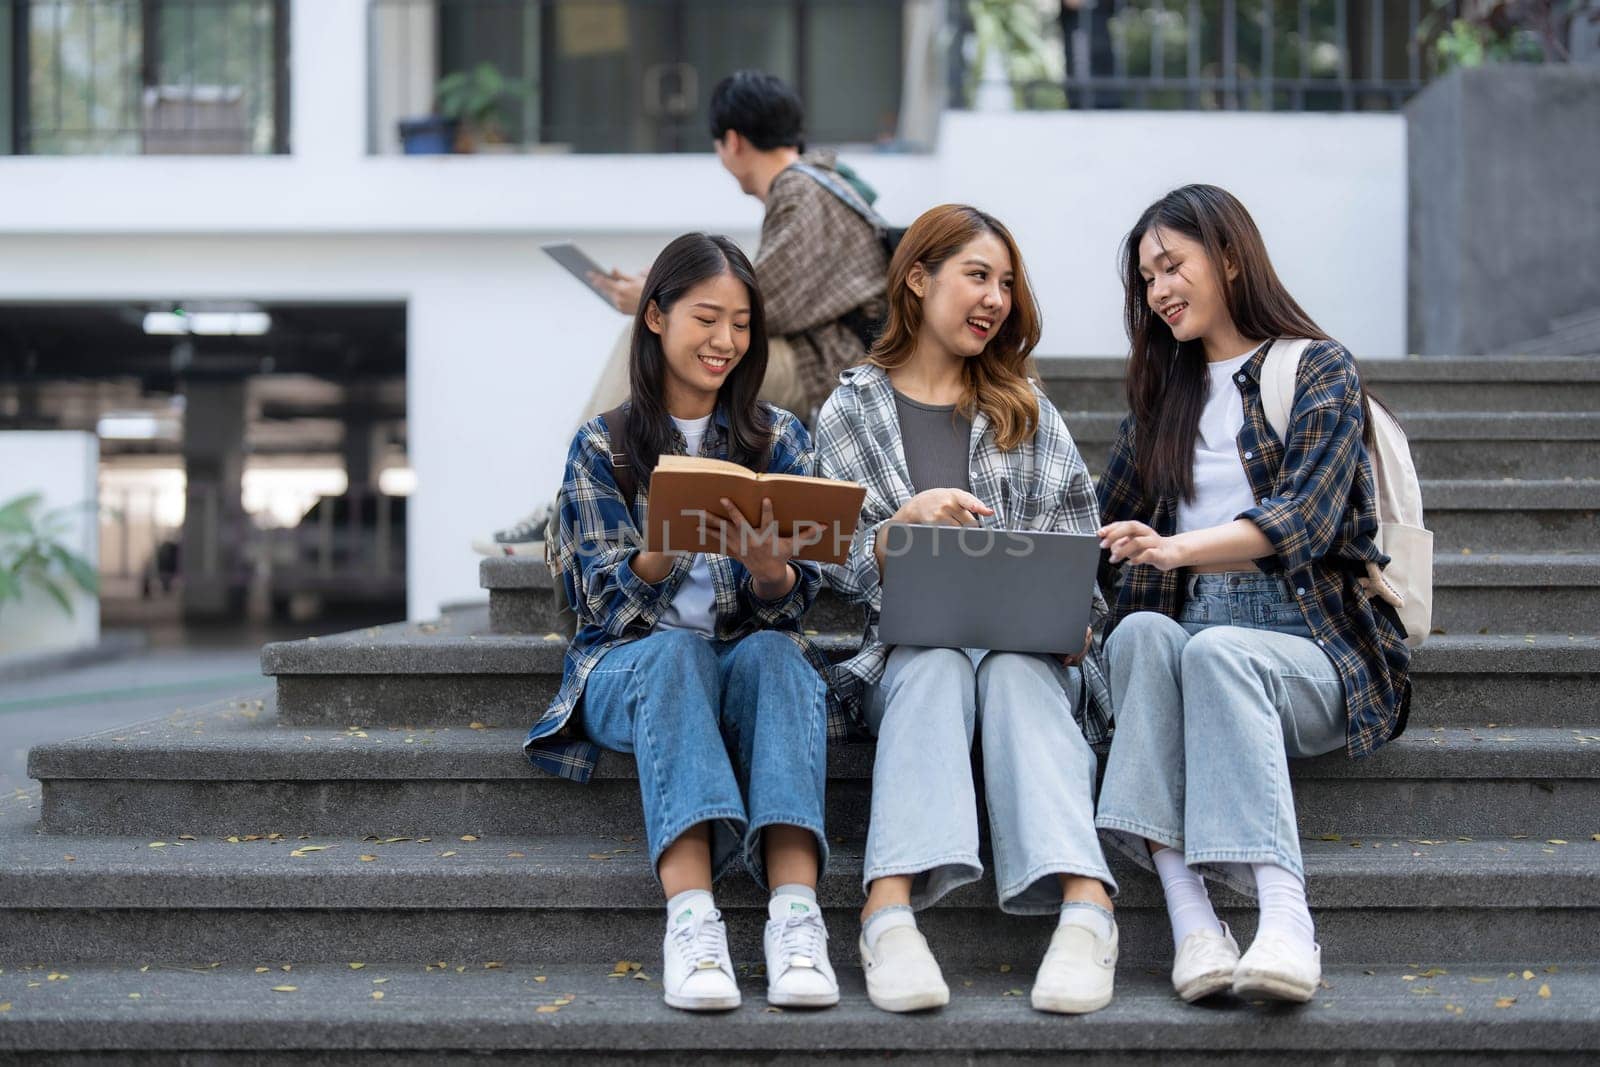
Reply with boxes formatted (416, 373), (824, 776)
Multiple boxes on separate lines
(814, 204), (1121, 1016)
(524, 233), (842, 1014)
(1093, 185), (1412, 1005)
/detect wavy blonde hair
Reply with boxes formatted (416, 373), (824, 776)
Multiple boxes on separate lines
(867, 204), (1041, 451)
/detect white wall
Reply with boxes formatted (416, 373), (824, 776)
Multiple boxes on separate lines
(0, 2), (1407, 620)
(0, 432), (99, 662)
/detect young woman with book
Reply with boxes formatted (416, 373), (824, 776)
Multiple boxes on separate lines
(813, 204), (1120, 1015)
(1093, 185), (1412, 1004)
(524, 232), (841, 1013)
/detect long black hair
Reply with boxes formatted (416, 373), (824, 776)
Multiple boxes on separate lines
(624, 232), (773, 485)
(1120, 185), (1331, 506)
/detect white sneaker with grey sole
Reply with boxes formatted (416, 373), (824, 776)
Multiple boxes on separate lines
(661, 905), (741, 1012)
(859, 925), (949, 1013)
(1030, 920), (1118, 1014)
(1172, 922), (1240, 1002)
(764, 897), (838, 1008)
(1232, 935), (1321, 1002)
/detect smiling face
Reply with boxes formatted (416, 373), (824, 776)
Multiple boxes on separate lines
(644, 269), (752, 418)
(910, 231), (1014, 361)
(1137, 226), (1238, 346)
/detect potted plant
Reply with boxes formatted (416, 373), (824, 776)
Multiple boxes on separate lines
(1407, 1), (1600, 355)
(0, 491), (98, 620)
(435, 61), (535, 153)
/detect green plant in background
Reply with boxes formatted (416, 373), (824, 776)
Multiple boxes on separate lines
(0, 492), (99, 619)
(966, 0), (1067, 109)
(1421, 1), (1600, 74)
(436, 62), (534, 145)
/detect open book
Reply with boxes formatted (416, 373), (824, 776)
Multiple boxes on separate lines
(644, 455), (866, 566)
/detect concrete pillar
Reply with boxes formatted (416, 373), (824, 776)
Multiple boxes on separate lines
(180, 378), (249, 620)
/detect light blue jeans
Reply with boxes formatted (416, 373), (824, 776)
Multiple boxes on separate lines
(862, 645), (1117, 915)
(1095, 572), (1347, 896)
(581, 628), (829, 889)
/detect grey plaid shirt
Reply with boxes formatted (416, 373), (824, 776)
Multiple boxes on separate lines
(758, 152), (888, 414)
(812, 363), (1114, 743)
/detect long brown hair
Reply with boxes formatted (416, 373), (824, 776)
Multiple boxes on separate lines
(1120, 184), (1329, 505)
(868, 204), (1041, 452)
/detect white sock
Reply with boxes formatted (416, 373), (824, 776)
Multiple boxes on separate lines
(1152, 847), (1223, 950)
(1058, 901), (1115, 942)
(1252, 863), (1316, 952)
(667, 888), (715, 927)
(769, 882), (817, 921)
(861, 904), (916, 954)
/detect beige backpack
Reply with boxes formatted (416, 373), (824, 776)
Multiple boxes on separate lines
(1259, 339), (1433, 648)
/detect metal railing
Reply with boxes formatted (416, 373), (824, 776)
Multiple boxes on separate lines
(367, 0), (940, 154)
(6, 0), (289, 155)
(958, 0), (1448, 112)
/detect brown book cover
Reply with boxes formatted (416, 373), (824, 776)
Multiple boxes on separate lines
(644, 455), (866, 566)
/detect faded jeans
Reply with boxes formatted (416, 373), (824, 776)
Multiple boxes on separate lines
(862, 645), (1117, 915)
(582, 628), (829, 889)
(1095, 572), (1346, 896)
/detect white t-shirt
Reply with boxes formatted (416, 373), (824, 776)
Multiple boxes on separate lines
(653, 414), (717, 636)
(1175, 348), (1262, 535)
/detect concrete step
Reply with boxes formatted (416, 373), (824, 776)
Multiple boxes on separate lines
(4, 800), (1598, 967)
(1430, 554), (1600, 634)
(1034, 355), (1600, 414)
(1423, 481), (1599, 554)
(1061, 412), (1600, 482)
(259, 615), (1600, 730)
(2, 959), (1595, 1063)
(27, 703), (1600, 840)
(480, 557), (864, 637)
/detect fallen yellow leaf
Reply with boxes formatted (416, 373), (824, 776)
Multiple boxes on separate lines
(47, 974), (68, 981)
(349, 963), (365, 970)
(533, 976), (547, 983)
(373, 979), (389, 985)
(1539, 984), (1552, 999)
(1548, 840), (1569, 846)
(485, 962), (503, 970)
(507, 852), (526, 859)
(289, 846), (329, 858)
(1523, 970), (1536, 980)
(998, 963), (1012, 973)
(127, 993), (141, 999)
(148, 842), (167, 849)
(440, 851), (457, 858)
(1495, 996), (1517, 1008)
(1419, 968), (1448, 978)
(536, 1005), (560, 1014)
(469, 722), (486, 730)
(0, 1003), (10, 1013)
(281, 965), (292, 972)
(587, 853), (611, 861)
(359, 855), (377, 862)
(371, 991), (384, 1001)
(460, 835), (478, 842)
(272, 985), (298, 993)
(254, 967), (269, 973)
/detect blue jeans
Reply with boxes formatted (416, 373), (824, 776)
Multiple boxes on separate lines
(582, 628), (830, 889)
(863, 646), (1117, 915)
(1095, 572), (1347, 896)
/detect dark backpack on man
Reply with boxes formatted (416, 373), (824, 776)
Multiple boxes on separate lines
(790, 162), (902, 349)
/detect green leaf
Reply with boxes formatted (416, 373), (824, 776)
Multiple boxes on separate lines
(29, 572), (74, 617)
(0, 567), (20, 604)
(0, 493), (41, 535)
(48, 544), (99, 595)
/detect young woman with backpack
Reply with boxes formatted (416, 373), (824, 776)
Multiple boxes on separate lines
(524, 232), (840, 1013)
(1093, 184), (1413, 1005)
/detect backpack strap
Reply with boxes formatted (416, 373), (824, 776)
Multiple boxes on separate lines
(1258, 338), (1312, 444)
(597, 404), (638, 506)
(789, 162), (891, 235)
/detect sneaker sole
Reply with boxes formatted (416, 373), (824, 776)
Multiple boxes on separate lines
(663, 991), (742, 1012)
(1176, 967), (1237, 1003)
(766, 987), (841, 1009)
(865, 984), (950, 1013)
(1030, 988), (1112, 1014)
(1231, 971), (1318, 1003)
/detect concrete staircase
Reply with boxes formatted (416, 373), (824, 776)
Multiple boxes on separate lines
(3, 356), (1598, 1063)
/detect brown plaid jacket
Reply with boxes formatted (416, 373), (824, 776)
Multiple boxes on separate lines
(757, 152), (889, 415)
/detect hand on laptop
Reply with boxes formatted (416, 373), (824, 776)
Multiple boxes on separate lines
(1059, 626), (1094, 668)
(894, 488), (995, 528)
(1098, 520), (1184, 571)
(588, 268), (646, 315)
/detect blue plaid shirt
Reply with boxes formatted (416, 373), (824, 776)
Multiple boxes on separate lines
(524, 403), (838, 782)
(1097, 339), (1411, 759)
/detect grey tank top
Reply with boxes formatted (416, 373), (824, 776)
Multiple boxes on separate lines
(893, 390), (973, 494)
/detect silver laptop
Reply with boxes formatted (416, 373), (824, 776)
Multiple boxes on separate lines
(877, 524), (1101, 655)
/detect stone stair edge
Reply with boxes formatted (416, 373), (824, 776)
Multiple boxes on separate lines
(26, 709), (1600, 783)
(1032, 354), (1600, 382)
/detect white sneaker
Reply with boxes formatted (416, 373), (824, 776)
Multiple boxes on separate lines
(470, 505), (552, 557)
(858, 925), (949, 1013)
(764, 898), (839, 1008)
(1030, 919), (1118, 1014)
(661, 905), (741, 1012)
(1232, 934), (1321, 1002)
(1172, 922), (1240, 1003)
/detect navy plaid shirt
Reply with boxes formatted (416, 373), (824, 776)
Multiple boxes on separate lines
(523, 403), (840, 782)
(1097, 340), (1411, 759)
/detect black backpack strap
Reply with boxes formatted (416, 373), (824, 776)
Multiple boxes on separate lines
(597, 405), (638, 506)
